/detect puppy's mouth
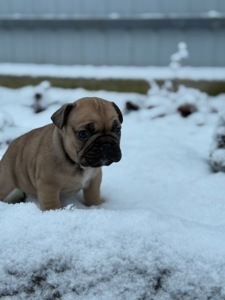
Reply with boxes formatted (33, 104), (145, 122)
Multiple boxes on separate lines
(80, 136), (122, 168)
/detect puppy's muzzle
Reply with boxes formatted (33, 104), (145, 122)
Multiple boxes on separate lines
(80, 136), (122, 168)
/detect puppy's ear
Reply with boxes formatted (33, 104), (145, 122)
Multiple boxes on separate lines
(51, 103), (74, 129)
(112, 102), (123, 124)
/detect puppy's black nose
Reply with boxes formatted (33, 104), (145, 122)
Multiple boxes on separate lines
(100, 143), (111, 153)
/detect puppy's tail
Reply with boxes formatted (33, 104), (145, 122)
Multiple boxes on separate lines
(3, 189), (27, 205)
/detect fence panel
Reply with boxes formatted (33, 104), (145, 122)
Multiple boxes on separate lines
(0, 0), (224, 66)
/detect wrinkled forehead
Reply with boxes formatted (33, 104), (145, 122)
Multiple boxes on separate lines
(68, 99), (120, 130)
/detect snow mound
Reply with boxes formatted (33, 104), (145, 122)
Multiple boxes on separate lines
(125, 82), (223, 126)
(1, 203), (225, 300)
(209, 115), (225, 172)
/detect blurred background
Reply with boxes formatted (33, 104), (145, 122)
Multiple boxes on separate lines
(0, 0), (225, 94)
(0, 0), (225, 66)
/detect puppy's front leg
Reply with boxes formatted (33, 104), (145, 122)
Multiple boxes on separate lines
(37, 182), (61, 211)
(83, 169), (102, 206)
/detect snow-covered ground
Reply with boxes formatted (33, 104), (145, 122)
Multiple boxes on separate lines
(1, 67), (225, 299)
(1, 62), (225, 81)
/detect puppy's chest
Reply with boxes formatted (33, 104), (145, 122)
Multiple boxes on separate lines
(61, 167), (95, 194)
(80, 168), (95, 189)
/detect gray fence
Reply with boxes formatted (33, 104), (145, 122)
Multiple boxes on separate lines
(0, 0), (225, 66)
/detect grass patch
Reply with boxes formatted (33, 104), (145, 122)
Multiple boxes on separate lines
(0, 75), (150, 95)
(167, 79), (225, 96)
(0, 75), (224, 96)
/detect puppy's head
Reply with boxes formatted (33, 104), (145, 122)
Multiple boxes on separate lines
(51, 97), (123, 168)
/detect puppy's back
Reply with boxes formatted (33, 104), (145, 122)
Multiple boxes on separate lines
(0, 124), (54, 194)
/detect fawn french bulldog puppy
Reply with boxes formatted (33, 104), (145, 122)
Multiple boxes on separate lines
(0, 97), (123, 211)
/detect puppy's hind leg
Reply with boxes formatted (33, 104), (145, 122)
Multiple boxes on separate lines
(3, 189), (26, 204)
(0, 165), (25, 204)
(0, 175), (14, 202)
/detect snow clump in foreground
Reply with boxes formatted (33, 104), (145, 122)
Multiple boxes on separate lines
(209, 115), (225, 172)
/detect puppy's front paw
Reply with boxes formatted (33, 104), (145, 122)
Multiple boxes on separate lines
(84, 198), (102, 207)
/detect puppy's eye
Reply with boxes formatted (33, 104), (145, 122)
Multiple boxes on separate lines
(114, 127), (121, 136)
(77, 130), (90, 140)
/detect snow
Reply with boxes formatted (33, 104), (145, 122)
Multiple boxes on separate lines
(169, 42), (189, 70)
(207, 10), (221, 18)
(1, 63), (225, 81)
(1, 69), (225, 299)
(209, 115), (225, 172)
